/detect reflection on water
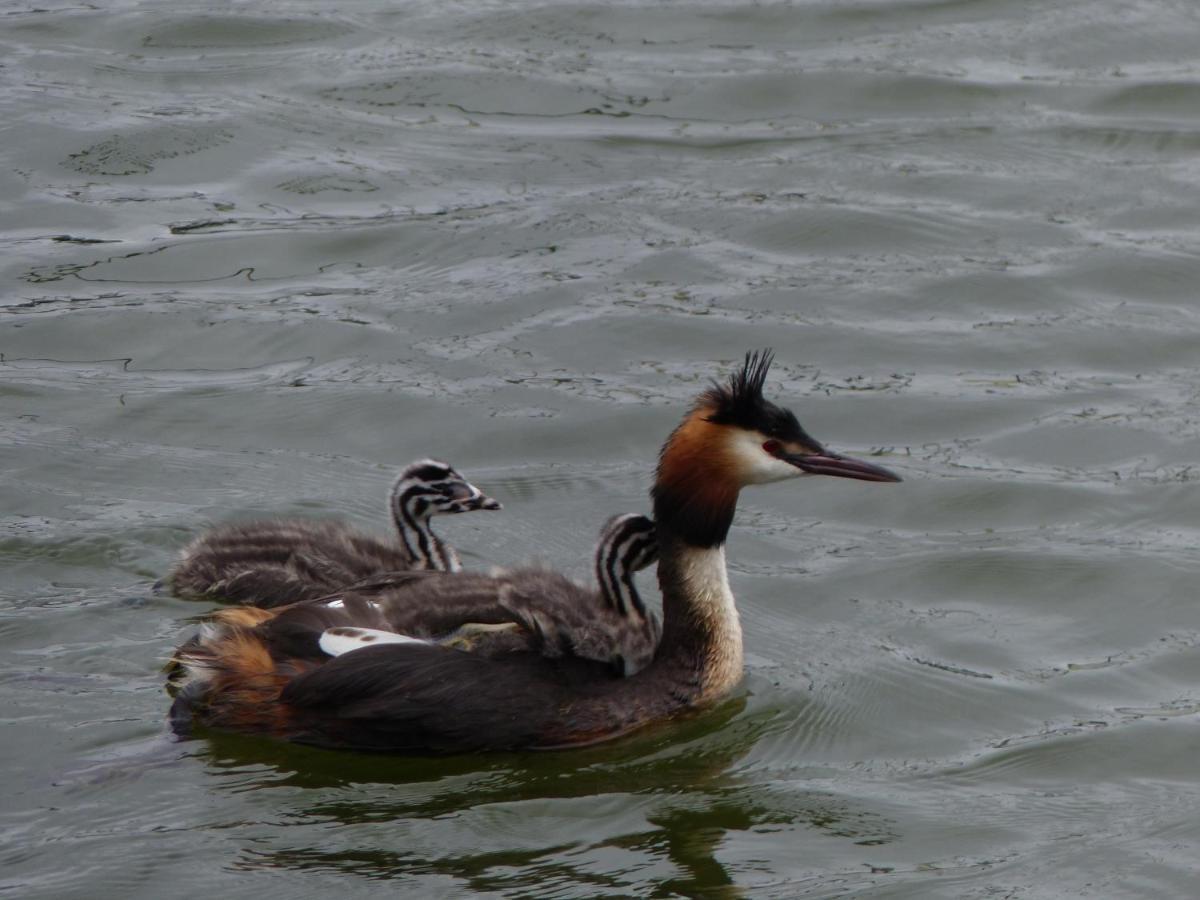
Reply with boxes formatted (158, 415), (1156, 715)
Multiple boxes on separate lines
(192, 698), (895, 896)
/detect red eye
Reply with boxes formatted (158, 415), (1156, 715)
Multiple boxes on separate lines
(763, 439), (783, 457)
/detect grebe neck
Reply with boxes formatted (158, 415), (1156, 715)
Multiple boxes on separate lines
(594, 515), (656, 619)
(392, 496), (459, 572)
(645, 407), (749, 700)
(653, 532), (743, 701)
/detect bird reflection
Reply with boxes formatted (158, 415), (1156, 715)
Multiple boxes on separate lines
(190, 695), (898, 897)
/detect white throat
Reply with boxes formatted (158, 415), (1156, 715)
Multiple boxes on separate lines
(661, 543), (744, 697)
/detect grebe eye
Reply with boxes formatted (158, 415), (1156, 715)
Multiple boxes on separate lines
(762, 439), (783, 457)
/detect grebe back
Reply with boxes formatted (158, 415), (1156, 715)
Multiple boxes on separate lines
(206, 511), (661, 675)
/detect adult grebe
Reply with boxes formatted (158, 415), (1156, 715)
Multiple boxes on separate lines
(166, 459), (501, 607)
(167, 351), (899, 752)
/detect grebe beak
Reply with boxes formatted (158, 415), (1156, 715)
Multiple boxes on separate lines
(784, 450), (901, 483)
(447, 482), (504, 510)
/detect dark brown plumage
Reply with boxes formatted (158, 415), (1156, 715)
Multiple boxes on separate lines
(167, 351), (901, 752)
(169, 513), (661, 722)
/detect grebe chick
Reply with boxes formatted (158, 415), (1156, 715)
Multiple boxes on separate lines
(432, 512), (661, 675)
(595, 513), (659, 622)
(166, 459), (500, 607)
(167, 351), (900, 752)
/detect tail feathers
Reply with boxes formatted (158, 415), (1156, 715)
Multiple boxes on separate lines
(164, 606), (279, 711)
(168, 678), (207, 736)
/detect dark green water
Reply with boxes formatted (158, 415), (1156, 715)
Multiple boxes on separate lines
(3, 1), (1199, 896)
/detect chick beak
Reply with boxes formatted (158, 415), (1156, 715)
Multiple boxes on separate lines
(447, 482), (504, 510)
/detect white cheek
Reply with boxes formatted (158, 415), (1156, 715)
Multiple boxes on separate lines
(728, 431), (804, 484)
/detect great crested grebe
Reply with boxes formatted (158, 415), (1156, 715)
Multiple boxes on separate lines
(313, 511), (662, 675)
(166, 459), (501, 607)
(166, 352), (899, 752)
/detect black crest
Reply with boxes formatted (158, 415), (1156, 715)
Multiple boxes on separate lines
(701, 350), (810, 443)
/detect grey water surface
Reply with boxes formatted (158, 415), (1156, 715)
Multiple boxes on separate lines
(3, 0), (1199, 897)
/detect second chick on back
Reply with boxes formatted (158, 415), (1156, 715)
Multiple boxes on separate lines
(166, 459), (500, 607)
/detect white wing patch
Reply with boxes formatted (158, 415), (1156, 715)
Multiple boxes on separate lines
(322, 598), (382, 611)
(318, 626), (430, 657)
